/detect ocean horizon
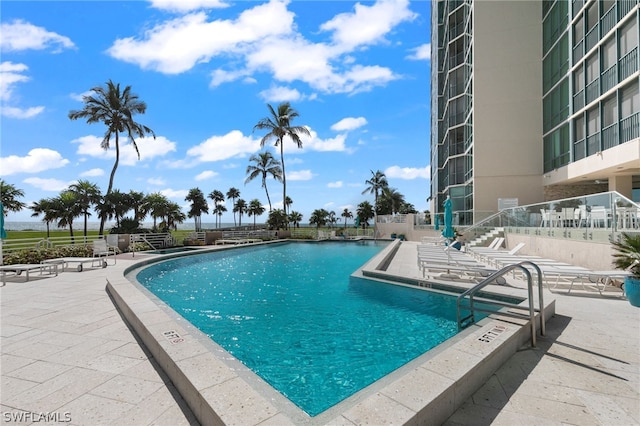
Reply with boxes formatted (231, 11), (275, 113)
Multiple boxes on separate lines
(4, 221), (242, 232)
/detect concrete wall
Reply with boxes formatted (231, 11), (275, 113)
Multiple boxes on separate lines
(473, 1), (544, 214)
(503, 233), (615, 271)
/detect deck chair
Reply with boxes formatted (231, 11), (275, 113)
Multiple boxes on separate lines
(93, 239), (118, 266)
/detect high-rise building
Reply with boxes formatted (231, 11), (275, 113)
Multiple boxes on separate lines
(431, 0), (639, 224)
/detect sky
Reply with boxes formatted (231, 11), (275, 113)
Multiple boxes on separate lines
(0, 0), (431, 225)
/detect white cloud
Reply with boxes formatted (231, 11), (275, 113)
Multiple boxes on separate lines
(258, 85), (303, 102)
(149, 0), (229, 12)
(331, 117), (367, 132)
(147, 178), (166, 186)
(0, 62), (45, 117)
(1, 106), (44, 119)
(187, 130), (261, 162)
(160, 188), (189, 199)
(384, 165), (430, 179)
(107, 2), (294, 74)
(327, 181), (343, 188)
(288, 170), (313, 181)
(72, 135), (177, 165)
(0, 20), (75, 53)
(0, 148), (70, 175)
(195, 170), (218, 181)
(23, 177), (74, 192)
(320, 0), (417, 50)
(106, 0), (414, 95)
(79, 168), (104, 177)
(406, 43), (431, 60)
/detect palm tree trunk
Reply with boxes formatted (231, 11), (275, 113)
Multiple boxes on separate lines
(264, 182), (272, 212)
(279, 139), (287, 229)
(101, 135), (120, 236)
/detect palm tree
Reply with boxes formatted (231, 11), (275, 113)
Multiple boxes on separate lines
(52, 190), (83, 240)
(362, 170), (388, 215)
(362, 170), (388, 237)
(127, 190), (146, 222)
(30, 198), (56, 237)
(327, 210), (337, 228)
(247, 199), (265, 230)
(245, 151), (282, 212)
(267, 208), (287, 230)
(226, 187), (241, 227)
(288, 211), (303, 229)
(213, 204), (227, 228)
(185, 188), (209, 231)
(0, 180), (26, 215)
(380, 187), (405, 215)
(234, 198), (247, 227)
(309, 209), (329, 229)
(208, 190), (225, 228)
(68, 80), (155, 235)
(253, 102), (310, 217)
(163, 201), (186, 231)
(341, 208), (353, 228)
(69, 180), (101, 237)
(356, 201), (375, 230)
(144, 192), (170, 231)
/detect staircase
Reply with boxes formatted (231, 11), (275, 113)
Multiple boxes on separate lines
(466, 227), (504, 247)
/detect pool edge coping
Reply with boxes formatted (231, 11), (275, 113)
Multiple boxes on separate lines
(106, 240), (556, 426)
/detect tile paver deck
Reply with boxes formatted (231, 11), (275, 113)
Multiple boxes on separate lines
(1, 243), (639, 425)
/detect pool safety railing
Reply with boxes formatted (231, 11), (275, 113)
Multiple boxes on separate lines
(456, 261), (545, 347)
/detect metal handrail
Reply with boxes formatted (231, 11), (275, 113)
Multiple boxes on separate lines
(457, 261), (545, 347)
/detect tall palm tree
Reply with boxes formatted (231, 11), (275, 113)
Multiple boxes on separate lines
(234, 198), (247, 227)
(327, 210), (337, 228)
(362, 170), (388, 214)
(213, 204), (227, 228)
(362, 170), (388, 237)
(247, 199), (265, 230)
(341, 208), (353, 228)
(253, 102), (310, 217)
(208, 190), (225, 228)
(69, 180), (101, 237)
(30, 198), (56, 237)
(68, 80), (156, 235)
(185, 188), (209, 231)
(245, 151), (282, 212)
(0, 180), (26, 215)
(226, 187), (240, 227)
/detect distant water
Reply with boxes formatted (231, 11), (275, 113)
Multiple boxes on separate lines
(4, 221), (236, 232)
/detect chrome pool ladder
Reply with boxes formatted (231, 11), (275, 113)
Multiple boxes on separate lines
(456, 261), (545, 347)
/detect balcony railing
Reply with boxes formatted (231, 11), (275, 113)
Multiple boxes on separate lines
(621, 113), (640, 142)
(619, 47), (638, 81)
(573, 39), (584, 64)
(601, 6), (617, 35)
(585, 79), (599, 104)
(585, 25), (599, 54)
(587, 133), (600, 155)
(601, 65), (617, 94)
(602, 124), (618, 149)
(573, 138), (586, 160)
(573, 89), (585, 112)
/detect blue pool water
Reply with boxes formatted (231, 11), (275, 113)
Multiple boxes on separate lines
(135, 241), (482, 416)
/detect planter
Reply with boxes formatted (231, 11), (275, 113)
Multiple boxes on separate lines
(390, 233), (397, 239)
(624, 277), (640, 307)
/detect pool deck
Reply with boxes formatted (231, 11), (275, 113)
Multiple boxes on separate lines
(1, 242), (639, 425)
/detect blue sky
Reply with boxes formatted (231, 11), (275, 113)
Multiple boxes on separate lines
(1, 0), (431, 224)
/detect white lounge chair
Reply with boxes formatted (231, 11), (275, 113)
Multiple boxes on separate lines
(93, 239), (118, 266)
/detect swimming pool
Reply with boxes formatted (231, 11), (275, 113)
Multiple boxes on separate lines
(134, 241), (495, 416)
